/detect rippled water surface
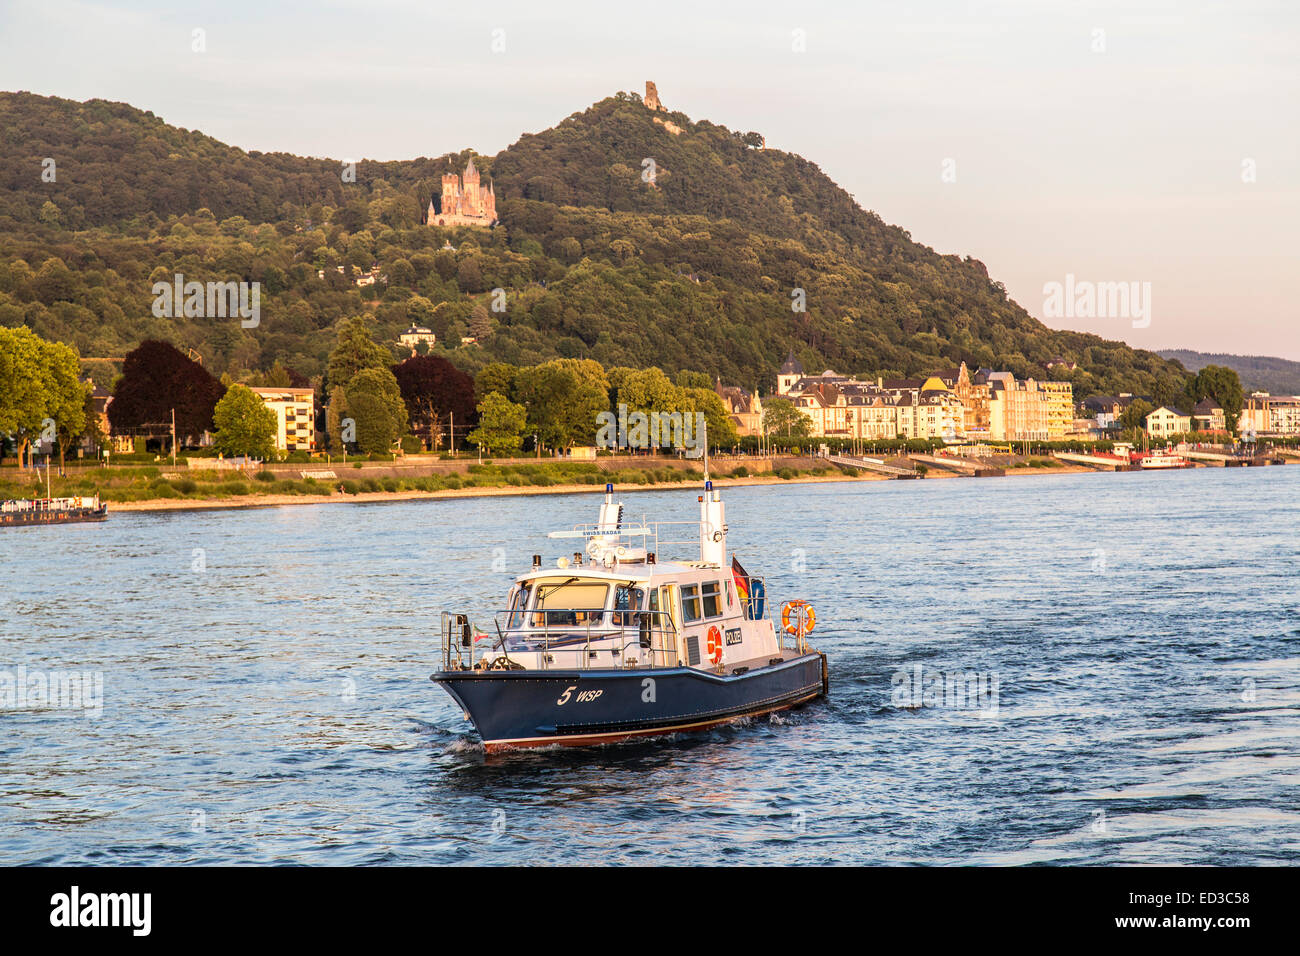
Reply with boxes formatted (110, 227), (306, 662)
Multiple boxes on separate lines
(2, 467), (1298, 865)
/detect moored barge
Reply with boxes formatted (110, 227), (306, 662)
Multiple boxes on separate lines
(0, 496), (108, 526)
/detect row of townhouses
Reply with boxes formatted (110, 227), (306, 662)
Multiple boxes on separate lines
(715, 354), (1300, 443)
(1088, 392), (1300, 439)
(730, 354), (1077, 441)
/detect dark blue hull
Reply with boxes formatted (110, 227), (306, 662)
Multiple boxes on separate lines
(432, 652), (828, 751)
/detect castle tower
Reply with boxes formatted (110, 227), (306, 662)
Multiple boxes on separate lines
(463, 157), (481, 215)
(440, 170), (461, 221)
(645, 81), (664, 112)
(777, 349), (805, 395)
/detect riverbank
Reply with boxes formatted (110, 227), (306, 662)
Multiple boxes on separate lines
(8, 453), (1242, 515)
(108, 471), (879, 511)
(104, 459), (1123, 512)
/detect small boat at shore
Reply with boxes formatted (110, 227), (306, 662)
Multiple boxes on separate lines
(431, 480), (828, 752)
(1133, 451), (1192, 469)
(0, 495), (108, 527)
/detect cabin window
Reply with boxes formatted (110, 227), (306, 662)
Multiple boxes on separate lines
(701, 581), (722, 618)
(507, 583), (532, 628)
(681, 584), (702, 623)
(611, 585), (645, 626)
(534, 581), (610, 628)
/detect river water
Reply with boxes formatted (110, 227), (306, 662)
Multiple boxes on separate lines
(2, 468), (1298, 865)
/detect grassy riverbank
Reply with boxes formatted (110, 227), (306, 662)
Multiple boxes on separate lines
(0, 459), (872, 510)
(0, 453), (1154, 513)
(107, 472), (881, 511)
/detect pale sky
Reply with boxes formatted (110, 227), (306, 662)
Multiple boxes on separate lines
(3, 0), (1297, 358)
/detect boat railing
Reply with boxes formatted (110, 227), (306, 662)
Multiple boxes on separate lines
(1, 496), (98, 513)
(440, 609), (682, 672)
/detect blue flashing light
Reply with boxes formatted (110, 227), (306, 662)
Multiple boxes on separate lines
(705, 480), (713, 491)
(605, 483), (613, 493)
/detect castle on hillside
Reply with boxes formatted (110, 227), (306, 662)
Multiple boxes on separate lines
(644, 81), (666, 112)
(643, 80), (683, 135)
(428, 158), (497, 227)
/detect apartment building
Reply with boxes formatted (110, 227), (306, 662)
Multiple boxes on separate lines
(1240, 393), (1300, 436)
(250, 387), (315, 452)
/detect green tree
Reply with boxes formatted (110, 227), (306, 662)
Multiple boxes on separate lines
(0, 326), (88, 469)
(245, 361), (293, 388)
(1119, 399), (1155, 439)
(675, 370), (712, 389)
(326, 386), (350, 453)
(515, 359), (609, 450)
(212, 384), (277, 459)
(761, 395), (812, 438)
(477, 362), (519, 401)
(1150, 371), (1187, 411)
(467, 302), (493, 340)
(608, 366), (677, 413)
(682, 386), (739, 448)
(326, 314), (394, 392)
(457, 257), (485, 293)
(0, 326), (50, 467)
(1185, 365), (1244, 434)
(468, 391), (526, 455)
(388, 257), (416, 288)
(344, 367), (407, 454)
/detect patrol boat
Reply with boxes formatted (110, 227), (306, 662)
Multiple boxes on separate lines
(432, 481), (828, 752)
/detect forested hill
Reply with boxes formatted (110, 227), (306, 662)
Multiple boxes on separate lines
(1159, 350), (1300, 396)
(492, 94), (882, 259)
(0, 91), (447, 227)
(0, 88), (1188, 398)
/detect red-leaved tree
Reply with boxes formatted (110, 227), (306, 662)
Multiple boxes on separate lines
(108, 340), (226, 445)
(392, 355), (476, 450)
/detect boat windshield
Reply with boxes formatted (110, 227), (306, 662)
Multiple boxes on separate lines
(531, 580), (610, 628)
(507, 582), (532, 628)
(611, 584), (645, 626)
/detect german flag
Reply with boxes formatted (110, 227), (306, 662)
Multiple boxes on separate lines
(732, 556), (751, 612)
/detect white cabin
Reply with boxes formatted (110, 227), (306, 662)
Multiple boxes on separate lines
(464, 483), (782, 673)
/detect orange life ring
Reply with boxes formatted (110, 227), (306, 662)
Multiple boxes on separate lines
(706, 625), (723, 664)
(781, 601), (816, 634)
